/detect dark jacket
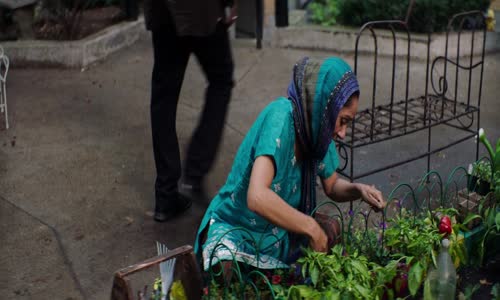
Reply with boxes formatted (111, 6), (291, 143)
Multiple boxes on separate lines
(144, 0), (225, 36)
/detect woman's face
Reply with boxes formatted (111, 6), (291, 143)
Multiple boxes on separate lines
(333, 95), (359, 140)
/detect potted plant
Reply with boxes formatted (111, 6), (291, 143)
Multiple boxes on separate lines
(468, 160), (493, 196)
(477, 128), (500, 196)
(458, 128), (500, 222)
(462, 200), (500, 267)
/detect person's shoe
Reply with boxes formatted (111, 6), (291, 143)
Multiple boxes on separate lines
(154, 193), (192, 222)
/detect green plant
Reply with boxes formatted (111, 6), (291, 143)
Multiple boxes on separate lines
(492, 283), (500, 300)
(478, 202), (500, 265)
(334, 0), (489, 33)
(382, 210), (443, 296)
(460, 283), (480, 300)
(202, 264), (304, 300)
(34, 0), (121, 40)
(468, 160), (493, 196)
(494, 172), (500, 201)
(463, 199), (500, 266)
(308, 0), (340, 26)
(478, 128), (500, 173)
(204, 280), (262, 300)
(293, 245), (400, 299)
(478, 128), (500, 200)
(471, 160), (493, 183)
(349, 228), (390, 266)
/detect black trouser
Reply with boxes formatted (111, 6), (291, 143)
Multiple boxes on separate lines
(150, 22), (234, 210)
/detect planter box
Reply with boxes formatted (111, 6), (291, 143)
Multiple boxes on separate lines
(111, 245), (202, 300)
(458, 206), (500, 265)
(458, 224), (486, 265)
(2, 17), (145, 68)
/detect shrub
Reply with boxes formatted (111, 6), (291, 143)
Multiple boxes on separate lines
(308, 0), (490, 32)
(308, 0), (340, 26)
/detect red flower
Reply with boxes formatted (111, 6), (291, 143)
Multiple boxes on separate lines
(439, 216), (452, 236)
(272, 274), (282, 285)
(203, 287), (208, 295)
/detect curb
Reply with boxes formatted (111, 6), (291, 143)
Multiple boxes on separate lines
(272, 25), (500, 59)
(2, 17), (145, 68)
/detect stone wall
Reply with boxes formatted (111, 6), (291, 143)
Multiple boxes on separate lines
(272, 25), (500, 60)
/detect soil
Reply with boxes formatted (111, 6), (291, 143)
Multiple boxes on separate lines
(457, 254), (500, 299)
(33, 5), (124, 41)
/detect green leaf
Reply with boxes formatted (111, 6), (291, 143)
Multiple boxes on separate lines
(494, 141), (500, 173)
(288, 285), (320, 300)
(333, 244), (343, 257)
(491, 283), (500, 300)
(310, 265), (319, 287)
(463, 213), (482, 226)
(408, 261), (424, 296)
(350, 260), (369, 276)
(431, 249), (438, 268)
(354, 284), (370, 299)
(328, 290), (341, 300)
(455, 243), (467, 267)
(486, 208), (495, 227)
(463, 283), (480, 300)
(456, 223), (469, 233)
(495, 212), (500, 232)
(423, 274), (433, 300)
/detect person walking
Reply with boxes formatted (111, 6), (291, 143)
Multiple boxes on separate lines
(144, 0), (237, 222)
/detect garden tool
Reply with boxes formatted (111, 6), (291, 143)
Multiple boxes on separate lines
(156, 241), (176, 300)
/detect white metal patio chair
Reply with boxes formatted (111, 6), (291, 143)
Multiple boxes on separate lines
(0, 45), (9, 129)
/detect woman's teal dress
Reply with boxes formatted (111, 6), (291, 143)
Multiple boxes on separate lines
(194, 97), (340, 270)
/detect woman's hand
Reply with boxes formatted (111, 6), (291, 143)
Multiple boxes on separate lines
(357, 183), (386, 212)
(307, 219), (328, 252)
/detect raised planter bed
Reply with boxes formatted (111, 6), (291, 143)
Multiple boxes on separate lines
(1, 16), (145, 68)
(273, 11), (500, 59)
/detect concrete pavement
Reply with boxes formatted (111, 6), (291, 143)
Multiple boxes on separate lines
(0, 32), (499, 299)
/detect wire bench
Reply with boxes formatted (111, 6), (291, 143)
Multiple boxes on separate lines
(0, 45), (9, 129)
(336, 11), (486, 182)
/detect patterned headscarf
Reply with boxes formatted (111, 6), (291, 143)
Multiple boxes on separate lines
(287, 57), (360, 216)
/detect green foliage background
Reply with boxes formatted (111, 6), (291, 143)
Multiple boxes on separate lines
(309, 0), (490, 32)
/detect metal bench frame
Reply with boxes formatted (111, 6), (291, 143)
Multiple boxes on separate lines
(0, 45), (9, 129)
(336, 11), (486, 184)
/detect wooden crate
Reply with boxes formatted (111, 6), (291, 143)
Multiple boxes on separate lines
(111, 245), (203, 300)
